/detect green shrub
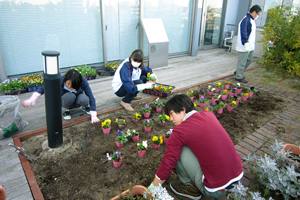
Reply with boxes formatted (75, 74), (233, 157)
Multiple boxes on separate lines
(261, 6), (300, 76)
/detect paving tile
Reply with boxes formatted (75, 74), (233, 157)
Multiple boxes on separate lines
(243, 138), (263, 149)
(6, 184), (32, 200)
(10, 191), (33, 200)
(240, 177), (251, 187)
(235, 144), (252, 156)
(246, 134), (266, 145)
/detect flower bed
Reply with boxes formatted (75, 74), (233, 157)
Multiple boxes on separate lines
(21, 80), (293, 199)
(143, 83), (175, 97)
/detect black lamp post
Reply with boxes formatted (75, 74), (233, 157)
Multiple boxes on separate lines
(42, 50), (63, 148)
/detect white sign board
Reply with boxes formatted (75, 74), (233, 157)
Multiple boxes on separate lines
(141, 18), (169, 43)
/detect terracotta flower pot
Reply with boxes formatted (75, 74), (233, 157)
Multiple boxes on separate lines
(224, 85), (230, 89)
(144, 112), (151, 118)
(207, 90), (213, 96)
(131, 132), (139, 142)
(137, 149), (146, 157)
(102, 126), (111, 134)
(118, 124), (126, 129)
(221, 95), (228, 101)
(199, 94), (204, 99)
(110, 185), (154, 200)
(115, 140), (124, 148)
(152, 142), (161, 150)
(216, 108), (223, 114)
(199, 102), (206, 108)
(211, 98), (217, 104)
(160, 122), (167, 127)
(227, 104), (235, 112)
(282, 144), (300, 165)
(156, 106), (162, 112)
(236, 88), (242, 94)
(163, 134), (169, 145)
(144, 125), (152, 132)
(214, 87), (221, 92)
(242, 96), (248, 101)
(229, 91), (235, 97)
(190, 96), (194, 101)
(113, 157), (122, 168)
(132, 119), (139, 123)
(248, 92), (254, 97)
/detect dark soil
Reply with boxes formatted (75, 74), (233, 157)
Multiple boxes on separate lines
(22, 82), (292, 200)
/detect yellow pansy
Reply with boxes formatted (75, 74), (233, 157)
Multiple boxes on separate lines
(244, 93), (249, 97)
(194, 103), (197, 108)
(169, 86), (173, 91)
(165, 115), (170, 120)
(231, 101), (236, 105)
(205, 108), (209, 111)
(223, 90), (227, 93)
(147, 73), (151, 77)
(101, 122), (105, 127)
(152, 136), (158, 142)
(191, 90), (193, 93)
(115, 118), (118, 122)
(217, 82), (221, 86)
(159, 136), (163, 144)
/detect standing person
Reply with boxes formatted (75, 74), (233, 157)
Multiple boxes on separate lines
(112, 49), (157, 112)
(22, 69), (100, 123)
(235, 5), (262, 83)
(147, 94), (243, 199)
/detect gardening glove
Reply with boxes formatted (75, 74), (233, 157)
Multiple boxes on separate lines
(244, 42), (251, 54)
(137, 84), (147, 91)
(22, 92), (41, 107)
(150, 73), (158, 83)
(145, 82), (155, 89)
(147, 182), (156, 193)
(90, 111), (99, 124)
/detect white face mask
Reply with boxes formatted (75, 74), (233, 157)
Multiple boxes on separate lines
(254, 16), (259, 20)
(131, 60), (141, 68)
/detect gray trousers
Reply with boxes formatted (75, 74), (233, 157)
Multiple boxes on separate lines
(176, 146), (225, 199)
(61, 92), (89, 109)
(236, 51), (254, 79)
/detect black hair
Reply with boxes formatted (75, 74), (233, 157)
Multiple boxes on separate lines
(129, 49), (144, 70)
(250, 5), (262, 14)
(164, 94), (196, 115)
(63, 69), (83, 91)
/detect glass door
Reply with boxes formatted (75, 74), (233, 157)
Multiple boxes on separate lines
(105, 0), (140, 62)
(199, 0), (224, 49)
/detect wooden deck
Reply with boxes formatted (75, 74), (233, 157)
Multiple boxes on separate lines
(0, 48), (261, 199)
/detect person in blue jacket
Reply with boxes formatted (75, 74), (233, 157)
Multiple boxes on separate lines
(235, 5), (262, 83)
(112, 49), (157, 111)
(22, 69), (100, 123)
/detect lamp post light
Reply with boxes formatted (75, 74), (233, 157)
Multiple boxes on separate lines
(42, 50), (63, 148)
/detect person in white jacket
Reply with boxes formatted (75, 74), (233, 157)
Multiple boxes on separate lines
(235, 5), (262, 83)
(112, 49), (156, 111)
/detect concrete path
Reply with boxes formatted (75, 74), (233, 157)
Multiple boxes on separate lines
(0, 48), (261, 199)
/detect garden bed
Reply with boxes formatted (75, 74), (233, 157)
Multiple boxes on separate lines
(22, 82), (293, 199)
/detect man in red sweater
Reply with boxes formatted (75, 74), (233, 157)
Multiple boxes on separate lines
(148, 94), (243, 199)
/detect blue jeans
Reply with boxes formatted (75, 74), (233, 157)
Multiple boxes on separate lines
(115, 78), (145, 103)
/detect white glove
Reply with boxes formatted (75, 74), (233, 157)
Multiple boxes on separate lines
(90, 111), (99, 124)
(22, 92), (41, 107)
(137, 84), (147, 91)
(145, 82), (154, 89)
(150, 73), (158, 83)
(244, 42), (251, 54)
(147, 183), (156, 193)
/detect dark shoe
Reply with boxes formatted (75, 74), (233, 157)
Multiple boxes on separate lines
(170, 180), (202, 200)
(82, 106), (90, 114)
(235, 78), (248, 83)
(63, 110), (71, 120)
(234, 71), (236, 75)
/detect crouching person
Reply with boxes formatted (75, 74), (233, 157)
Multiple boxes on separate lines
(148, 94), (243, 199)
(22, 69), (99, 123)
(112, 49), (157, 112)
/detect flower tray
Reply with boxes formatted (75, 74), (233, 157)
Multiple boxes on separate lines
(143, 83), (175, 97)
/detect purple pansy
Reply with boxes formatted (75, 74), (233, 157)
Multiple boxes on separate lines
(210, 103), (215, 107)
(115, 152), (121, 158)
(215, 100), (220, 104)
(117, 130), (124, 136)
(232, 87), (237, 91)
(250, 87), (255, 90)
(145, 104), (149, 110)
(146, 119), (150, 124)
(200, 96), (204, 100)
